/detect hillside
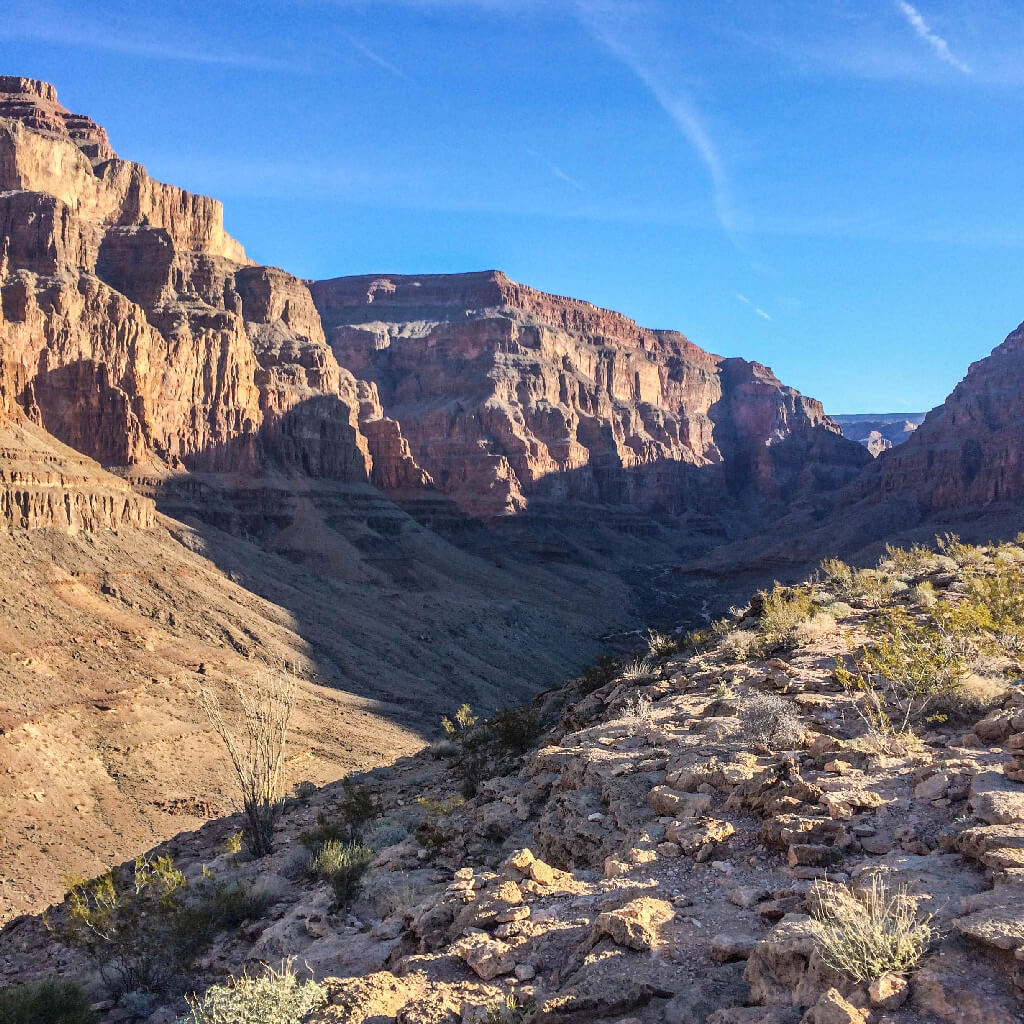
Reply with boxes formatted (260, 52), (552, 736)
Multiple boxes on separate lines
(2, 536), (1022, 1023)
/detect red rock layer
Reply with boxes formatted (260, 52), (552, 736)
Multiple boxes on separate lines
(312, 272), (868, 517)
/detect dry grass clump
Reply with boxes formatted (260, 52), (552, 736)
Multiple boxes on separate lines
(178, 960), (326, 1024)
(791, 612), (837, 647)
(739, 692), (804, 750)
(719, 628), (758, 663)
(620, 656), (657, 683)
(621, 693), (654, 733)
(809, 875), (935, 983)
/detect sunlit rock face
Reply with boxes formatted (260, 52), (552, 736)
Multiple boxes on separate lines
(312, 271), (868, 518)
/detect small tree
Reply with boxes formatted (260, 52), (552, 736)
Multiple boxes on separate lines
(198, 669), (296, 857)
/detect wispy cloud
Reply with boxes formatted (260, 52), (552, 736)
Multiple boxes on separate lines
(735, 293), (771, 320)
(573, 0), (739, 243)
(526, 148), (586, 192)
(344, 35), (409, 78)
(895, 1), (971, 74)
(1, 2), (295, 70)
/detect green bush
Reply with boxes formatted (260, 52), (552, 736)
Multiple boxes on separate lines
(58, 855), (271, 995)
(836, 608), (966, 732)
(0, 979), (96, 1024)
(299, 779), (378, 847)
(60, 854), (188, 993)
(754, 583), (817, 656)
(414, 794), (464, 857)
(486, 706), (543, 754)
(178, 960), (326, 1024)
(309, 840), (374, 908)
(647, 629), (678, 656)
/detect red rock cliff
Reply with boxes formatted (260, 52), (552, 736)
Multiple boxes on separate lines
(312, 272), (868, 516)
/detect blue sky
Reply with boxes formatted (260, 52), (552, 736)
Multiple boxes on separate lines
(4, 0), (1024, 413)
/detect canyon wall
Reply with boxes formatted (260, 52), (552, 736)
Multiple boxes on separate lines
(312, 272), (869, 518)
(870, 322), (1024, 510)
(0, 76), (426, 494)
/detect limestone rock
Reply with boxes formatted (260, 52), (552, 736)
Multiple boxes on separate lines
(592, 896), (674, 951)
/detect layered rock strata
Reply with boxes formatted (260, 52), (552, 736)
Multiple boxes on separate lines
(312, 272), (869, 517)
(0, 77), (426, 494)
(871, 323), (1024, 509)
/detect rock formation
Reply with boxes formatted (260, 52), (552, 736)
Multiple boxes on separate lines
(870, 323), (1024, 509)
(312, 272), (870, 518)
(0, 75), (426, 492)
(833, 414), (924, 458)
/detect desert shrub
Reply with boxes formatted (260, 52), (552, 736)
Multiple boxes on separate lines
(59, 855), (272, 995)
(292, 780), (317, 801)
(809, 875), (935, 982)
(647, 629), (679, 656)
(365, 823), (408, 850)
(719, 628), (757, 663)
(911, 581), (937, 609)
(222, 831), (243, 856)
(937, 532), (984, 569)
(309, 840), (374, 908)
(578, 655), (622, 694)
(299, 779), (377, 847)
(485, 994), (535, 1023)
(373, 877), (421, 918)
(175, 876), (276, 943)
(441, 702), (477, 737)
(178, 960), (326, 1024)
(849, 569), (899, 608)
(60, 854), (188, 993)
(820, 558), (855, 595)
(791, 612), (837, 647)
(439, 703), (545, 796)
(739, 692), (804, 750)
(836, 609), (966, 732)
(621, 693), (654, 733)
(0, 979), (95, 1024)
(336, 779), (378, 840)
(414, 794), (464, 856)
(198, 670), (296, 857)
(754, 583), (817, 656)
(620, 656), (656, 683)
(820, 600), (854, 620)
(713, 677), (739, 700)
(881, 543), (935, 576)
(486, 706), (543, 754)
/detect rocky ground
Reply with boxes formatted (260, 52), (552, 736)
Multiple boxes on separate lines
(2, 539), (1023, 1023)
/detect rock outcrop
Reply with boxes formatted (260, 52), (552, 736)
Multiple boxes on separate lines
(833, 414), (924, 458)
(312, 272), (870, 518)
(0, 76), (426, 493)
(870, 323), (1024, 509)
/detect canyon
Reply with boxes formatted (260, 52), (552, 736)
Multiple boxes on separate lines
(1, 71), (1023, 948)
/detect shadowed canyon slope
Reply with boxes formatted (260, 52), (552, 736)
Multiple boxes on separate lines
(7, 73), (1024, 928)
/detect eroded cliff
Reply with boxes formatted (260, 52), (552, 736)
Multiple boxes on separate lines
(312, 272), (868, 518)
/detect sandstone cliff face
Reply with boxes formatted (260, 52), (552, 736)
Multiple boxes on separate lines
(0, 77), (427, 495)
(0, 78), (868, 532)
(871, 323), (1024, 510)
(0, 357), (154, 531)
(312, 272), (869, 517)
